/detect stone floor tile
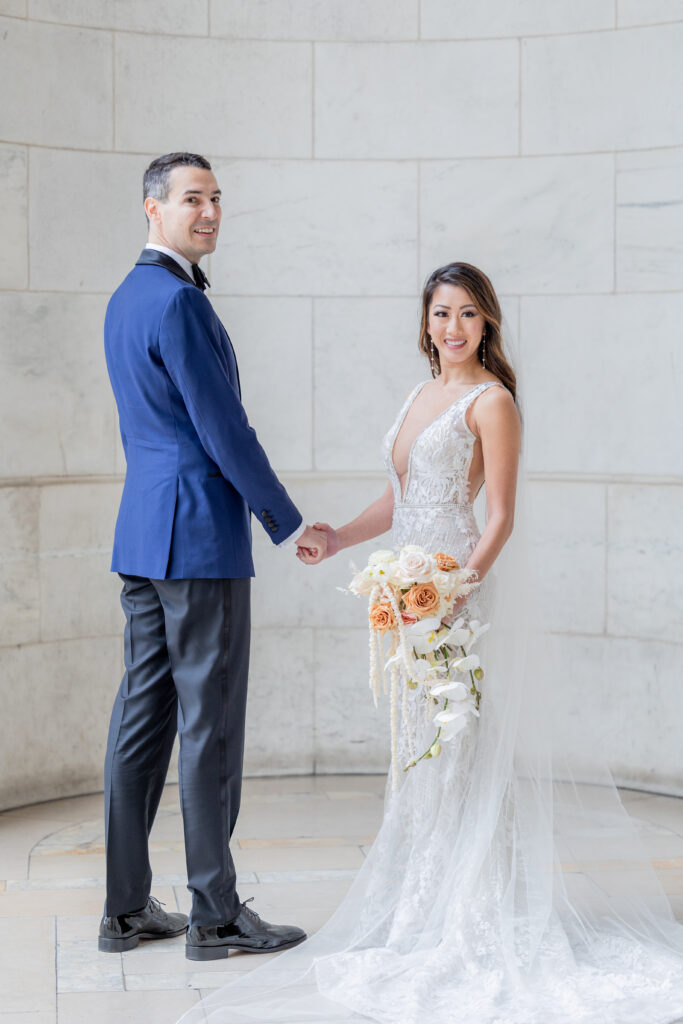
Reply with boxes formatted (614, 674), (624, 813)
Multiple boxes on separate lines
(7, 877), (107, 892)
(640, 836), (683, 859)
(57, 989), (200, 1023)
(3, 793), (104, 824)
(122, 944), (285, 984)
(0, 915), (55, 1013)
(30, 848), (189, 878)
(2, 776), (683, 1023)
(125, 969), (238, 990)
(233, 793), (384, 841)
(57, 913), (101, 942)
(32, 818), (104, 854)
(238, 834), (374, 848)
(256, 869), (357, 884)
(0, 849), (30, 881)
(238, 879), (354, 913)
(0, 816), (78, 852)
(234, 843), (364, 873)
(0, 884), (176, 917)
(656, 867), (683, 895)
(240, 773), (386, 797)
(29, 852), (108, 879)
(622, 793), (683, 835)
(121, 933), (187, 959)
(58, 939), (124, 993)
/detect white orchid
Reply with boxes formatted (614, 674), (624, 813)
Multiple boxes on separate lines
(439, 617), (471, 648)
(464, 620), (490, 654)
(387, 647), (444, 689)
(429, 679), (470, 699)
(433, 701), (479, 741)
(402, 616), (443, 655)
(449, 653), (481, 674)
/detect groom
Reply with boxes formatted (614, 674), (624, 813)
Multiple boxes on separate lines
(99, 152), (325, 961)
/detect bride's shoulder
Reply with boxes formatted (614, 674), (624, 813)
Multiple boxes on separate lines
(470, 378), (519, 432)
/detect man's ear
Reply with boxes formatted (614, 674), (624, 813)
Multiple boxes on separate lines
(144, 195), (161, 224)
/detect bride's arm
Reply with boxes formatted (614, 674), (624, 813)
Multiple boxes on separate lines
(463, 387), (521, 582)
(298, 482), (394, 562)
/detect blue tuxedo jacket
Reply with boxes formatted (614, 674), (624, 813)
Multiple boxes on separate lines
(104, 250), (302, 579)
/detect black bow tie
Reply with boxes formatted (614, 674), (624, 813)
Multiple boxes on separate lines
(192, 264), (210, 291)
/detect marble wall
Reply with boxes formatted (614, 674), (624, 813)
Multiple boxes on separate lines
(1, 2), (682, 809)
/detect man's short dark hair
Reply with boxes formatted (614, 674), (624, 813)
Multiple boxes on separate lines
(143, 152), (212, 204)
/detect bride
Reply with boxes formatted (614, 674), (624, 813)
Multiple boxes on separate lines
(179, 262), (683, 1024)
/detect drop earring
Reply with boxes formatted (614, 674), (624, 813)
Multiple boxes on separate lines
(481, 331), (486, 368)
(429, 341), (437, 377)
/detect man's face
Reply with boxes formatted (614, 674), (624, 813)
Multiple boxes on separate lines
(145, 165), (222, 264)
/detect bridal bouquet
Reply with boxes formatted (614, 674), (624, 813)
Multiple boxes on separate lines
(348, 546), (489, 788)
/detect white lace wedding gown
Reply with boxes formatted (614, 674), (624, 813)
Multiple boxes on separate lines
(180, 382), (683, 1024)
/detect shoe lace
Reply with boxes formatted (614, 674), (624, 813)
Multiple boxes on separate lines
(241, 896), (261, 923)
(147, 896), (166, 913)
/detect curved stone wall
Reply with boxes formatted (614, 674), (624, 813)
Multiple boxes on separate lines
(0, 1), (681, 808)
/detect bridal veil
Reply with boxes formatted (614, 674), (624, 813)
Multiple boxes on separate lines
(178, 321), (683, 1024)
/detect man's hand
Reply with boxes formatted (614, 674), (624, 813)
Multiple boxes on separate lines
(311, 522), (341, 558)
(296, 525), (328, 565)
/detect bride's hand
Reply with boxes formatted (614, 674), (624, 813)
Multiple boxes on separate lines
(441, 593), (469, 627)
(307, 522), (341, 560)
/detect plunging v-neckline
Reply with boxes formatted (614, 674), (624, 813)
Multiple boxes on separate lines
(391, 381), (486, 501)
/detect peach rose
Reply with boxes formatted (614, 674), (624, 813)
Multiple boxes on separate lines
(401, 611), (419, 626)
(402, 582), (440, 618)
(435, 552), (460, 572)
(369, 602), (396, 634)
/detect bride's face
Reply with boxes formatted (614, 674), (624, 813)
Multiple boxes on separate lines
(428, 284), (485, 372)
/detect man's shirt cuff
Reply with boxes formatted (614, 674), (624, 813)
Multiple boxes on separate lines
(277, 520), (306, 549)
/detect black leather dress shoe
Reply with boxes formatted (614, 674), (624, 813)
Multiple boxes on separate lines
(186, 898), (307, 961)
(98, 896), (188, 952)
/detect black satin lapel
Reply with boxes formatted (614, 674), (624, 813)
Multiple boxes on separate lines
(135, 249), (195, 286)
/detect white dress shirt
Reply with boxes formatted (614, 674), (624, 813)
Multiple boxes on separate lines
(144, 244), (306, 549)
(145, 243), (196, 281)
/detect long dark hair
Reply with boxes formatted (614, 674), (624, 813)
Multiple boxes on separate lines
(418, 262), (516, 401)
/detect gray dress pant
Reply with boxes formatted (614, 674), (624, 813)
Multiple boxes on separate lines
(104, 574), (251, 927)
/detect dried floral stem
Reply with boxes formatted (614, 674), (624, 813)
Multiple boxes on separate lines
(390, 661), (400, 790)
(368, 585), (381, 706)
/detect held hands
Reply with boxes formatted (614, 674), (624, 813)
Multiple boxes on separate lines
(295, 524), (328, 565)
(296, 522), (340, 565)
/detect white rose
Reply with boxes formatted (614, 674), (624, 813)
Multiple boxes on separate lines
(432, 571), (452, 595)
(396, 547), (436, 583)
(368, 549), (397, 566)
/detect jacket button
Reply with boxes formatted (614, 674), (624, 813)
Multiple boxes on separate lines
(261, 511), (267, 518)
